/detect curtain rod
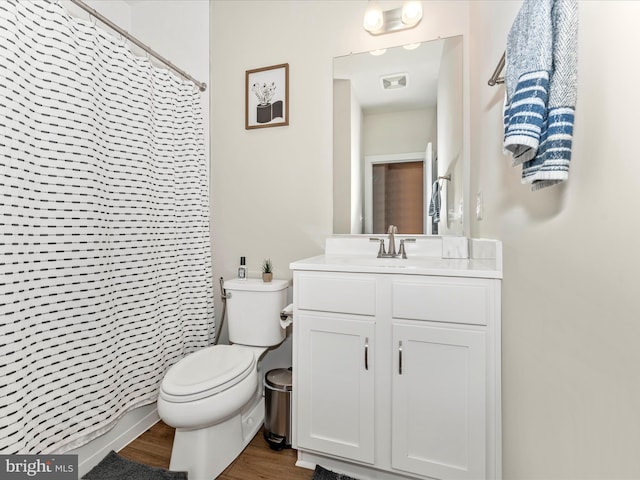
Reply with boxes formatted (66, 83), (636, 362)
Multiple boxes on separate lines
(69, 0), (207, 92)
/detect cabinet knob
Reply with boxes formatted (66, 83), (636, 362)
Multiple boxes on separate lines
(398, 340), (403, 375)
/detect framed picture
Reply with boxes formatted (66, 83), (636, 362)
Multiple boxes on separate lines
(245, 63), (289, 129)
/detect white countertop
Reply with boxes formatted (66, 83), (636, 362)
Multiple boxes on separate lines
(290, 254), (502, 279)
(290, 236), (503, 279)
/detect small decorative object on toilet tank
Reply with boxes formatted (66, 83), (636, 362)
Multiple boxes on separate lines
(262, 258), (273, 283)
(238, 256), (248, 280)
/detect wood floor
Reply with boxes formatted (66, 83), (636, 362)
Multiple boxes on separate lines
(118, 421), (314, 480)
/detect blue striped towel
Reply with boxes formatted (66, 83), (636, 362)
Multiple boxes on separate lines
(503, 0), (578, 190)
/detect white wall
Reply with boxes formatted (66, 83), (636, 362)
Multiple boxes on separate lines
(470, 1), (640, 477)
(332, 78), (364, 234)
(363, 107), (436, 155)
(333, 79), (353, 234)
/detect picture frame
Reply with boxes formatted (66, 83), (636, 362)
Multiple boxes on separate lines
(245, 63), (289, 129)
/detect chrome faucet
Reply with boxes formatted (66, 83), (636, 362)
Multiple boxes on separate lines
(370, 225), (417, 259)
(370, 225), (401, 258)
(387, 224), (398, 256)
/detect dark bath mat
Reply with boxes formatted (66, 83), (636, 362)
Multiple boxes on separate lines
(82, 450), (188, 480)
(313, 465), (359, 480)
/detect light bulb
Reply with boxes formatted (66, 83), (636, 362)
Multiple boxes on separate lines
(401, 1), (423, 27)
(402, 43), (421, 51)
(363, 2), (384, 33)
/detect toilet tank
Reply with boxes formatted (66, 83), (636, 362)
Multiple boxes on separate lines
(224, 278), (289, 347)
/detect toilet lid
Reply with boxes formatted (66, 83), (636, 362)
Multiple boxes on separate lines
(161, 345), (255, 402)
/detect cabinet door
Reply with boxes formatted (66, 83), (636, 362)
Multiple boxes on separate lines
(297, 313), (375, 464)
(392, 323), (486, 480)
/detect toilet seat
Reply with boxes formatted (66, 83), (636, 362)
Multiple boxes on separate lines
(160, 345), (256, 403)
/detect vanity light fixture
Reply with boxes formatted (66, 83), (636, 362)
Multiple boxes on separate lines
(363, 1), (423, 35)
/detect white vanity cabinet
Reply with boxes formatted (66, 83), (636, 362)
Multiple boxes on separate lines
(391, 318), (487, 479)
(296, 312), (375, 464)
(294, 273), (377, 464)
(389, 276), (497, 479)
(291, 247), (502, 480)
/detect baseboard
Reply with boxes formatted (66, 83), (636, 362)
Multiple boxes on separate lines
(296, 449), (419, 480)
(69, 403), (160, 478)
(295, 458), (317, 470)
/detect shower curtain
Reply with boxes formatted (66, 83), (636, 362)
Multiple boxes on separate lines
(0, 0), (214, 454)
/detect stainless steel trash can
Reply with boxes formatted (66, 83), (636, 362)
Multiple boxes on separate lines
(264, 367), (292, 450)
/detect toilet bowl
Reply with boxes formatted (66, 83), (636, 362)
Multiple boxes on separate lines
(157, 344), (266, 479)
(158, 344), (262, 429)
(157, 278), (289, 480)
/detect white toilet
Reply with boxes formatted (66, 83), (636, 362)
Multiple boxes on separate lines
(157, 278), (289, 480)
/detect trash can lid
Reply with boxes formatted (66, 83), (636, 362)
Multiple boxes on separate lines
(266, 367), (292, 391)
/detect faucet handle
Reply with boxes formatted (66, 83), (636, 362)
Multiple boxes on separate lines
(398, 238), (416, 259)
(369, 237), (386, 258)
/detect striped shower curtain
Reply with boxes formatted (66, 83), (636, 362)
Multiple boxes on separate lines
(0, 0), (214, 453)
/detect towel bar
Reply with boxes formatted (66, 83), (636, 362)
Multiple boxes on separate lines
(488, 52), (505, 86)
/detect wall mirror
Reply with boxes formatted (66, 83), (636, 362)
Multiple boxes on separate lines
(333, 35), (465, 236)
